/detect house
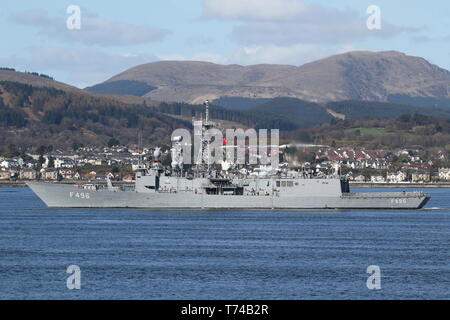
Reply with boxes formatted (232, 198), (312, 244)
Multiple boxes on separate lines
(59, 169), (76, 180)
(438, 168), (450, 181)
(13, 157), (24, 167)
(370, 175), (386, 183)
(94, 159), (106, 166)
(25, 160), (39, 169)
(0, 171), (12, 180)
(345, 172), (354, 181)
(107, 159), (118, 166)
(54, 158), (75, 169)
(41, 169), (59, 180)
(130, 149), (142, 156)
(411, 171), (430, 182)
(1, 159), (19, 169)
(122, 174), (135, 182)
(132, 163), (147, 171)
(386, 171), (406, 183)
(82, 172), (96, 180)
(19, 168), (38, 180)
(96, 174), (107, 180)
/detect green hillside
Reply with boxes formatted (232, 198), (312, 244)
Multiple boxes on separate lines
(85, 80), (156, 96)
(327, 100), (450, 119)
(287, 113), (450, 149)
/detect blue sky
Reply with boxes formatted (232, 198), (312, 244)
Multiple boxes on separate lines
(0, 0), (449, 88)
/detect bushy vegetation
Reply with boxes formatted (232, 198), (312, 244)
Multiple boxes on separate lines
(0, 96), (27, 127)
(0, 144), (31, 159)
(86, 80), (156, 96)
(163, 101), (303, 130)
(4, 79), (450, 151)
(287, 113), (450, 149)
(327, 100), (450, 120)
(25, 72), (54, 80)
(0, 81), (191, 148)
(0, 68), (53, 80)
(215, 97), (450, 130)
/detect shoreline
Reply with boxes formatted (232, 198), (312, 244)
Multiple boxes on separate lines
(2, 180), (450, 188)
(0, 180), (134, 187)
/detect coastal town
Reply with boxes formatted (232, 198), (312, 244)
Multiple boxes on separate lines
(2, 143), (450, 185)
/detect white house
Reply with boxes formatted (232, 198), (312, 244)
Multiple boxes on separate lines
(54, 158), (75, 169)
(59, 169), (76, 179)
(386, 171), (406, 183)
(1, 159), (19, 169)
(370, 175), (386, 183)
(438, 168), (450, 181)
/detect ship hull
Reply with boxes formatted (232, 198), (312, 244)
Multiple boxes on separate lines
(27, 182), (430, 209)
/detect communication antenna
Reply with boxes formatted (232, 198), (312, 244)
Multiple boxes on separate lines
(205, 100), (211, 171)
(195, 100), (212, 174)
(138, 129), (143, 167)
(204, 100), (209, 124)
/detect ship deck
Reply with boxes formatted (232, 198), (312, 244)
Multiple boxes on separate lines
(343, 191), (426, 198)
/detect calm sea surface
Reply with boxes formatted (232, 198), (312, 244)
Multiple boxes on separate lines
(0, 186), (449, 299)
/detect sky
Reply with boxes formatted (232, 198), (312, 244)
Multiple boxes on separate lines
(0, 0), (449, 88)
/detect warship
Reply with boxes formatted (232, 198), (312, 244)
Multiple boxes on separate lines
(27, 101), (430, 209)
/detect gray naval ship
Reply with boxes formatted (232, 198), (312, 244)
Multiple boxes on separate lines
(28, 101), (430, 210)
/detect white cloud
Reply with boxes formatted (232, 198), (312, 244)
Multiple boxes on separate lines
(202, 0), (419, 45)
(12, 9), (171, 46)
(203, 0), (306, 20)
(231, 20), (416, 46)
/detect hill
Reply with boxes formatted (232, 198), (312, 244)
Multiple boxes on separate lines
(86, 51), (450, 105)
(0, 68), (86, 93)
(215, 97), (450, 124)
(0, 75), (298, 148)
(0, 80), (192, 148)
(5, 66), (450, 150)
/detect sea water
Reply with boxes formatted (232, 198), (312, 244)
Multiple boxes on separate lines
(0, 187), (449, 299)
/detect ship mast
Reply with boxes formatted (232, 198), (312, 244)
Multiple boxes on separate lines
(204, 100), (210, 172)
(195, 100), (213, 174)
(205, 99), (209, 124)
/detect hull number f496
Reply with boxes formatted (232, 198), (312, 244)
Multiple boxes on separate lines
(69, 192), (90, 199)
